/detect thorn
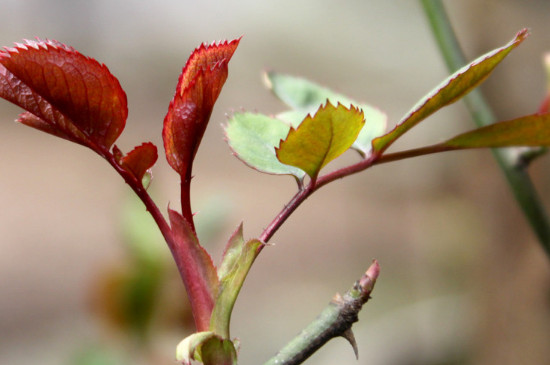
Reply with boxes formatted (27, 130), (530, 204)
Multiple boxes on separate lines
(342, 329), (358, 359)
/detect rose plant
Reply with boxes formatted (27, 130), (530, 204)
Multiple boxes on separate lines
(1, 12), (549, 365)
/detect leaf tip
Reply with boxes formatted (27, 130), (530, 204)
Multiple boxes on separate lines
(515, 28), (530, 42)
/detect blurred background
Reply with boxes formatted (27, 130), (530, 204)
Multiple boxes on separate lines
(1, 0), (549, 364)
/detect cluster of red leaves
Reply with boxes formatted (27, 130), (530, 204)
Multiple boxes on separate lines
(0, 37), (239, 189)
(0, 37), (241, 334)
(0, 39), (158, 186)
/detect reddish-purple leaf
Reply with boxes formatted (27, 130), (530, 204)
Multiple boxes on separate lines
(113, 143), (158, 185)
(168, 209), (219, 332)
(163, 38), (240, 178)
(0, 39), (127, 151)
(17, 111), (80, 142)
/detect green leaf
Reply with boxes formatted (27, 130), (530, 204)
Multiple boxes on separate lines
(276, 109), (309, 128)
(276, 102), (365, 180)
(353, 108), (388, 156)
(211, 224), (262, 338)
(216, 224), (246, 281)
(265, 71), (387, 156)
(379, 114), (550, 163)
(225, 112), (306, 179)
(372, 29), (529, 154)
(443, 113), (550, 149)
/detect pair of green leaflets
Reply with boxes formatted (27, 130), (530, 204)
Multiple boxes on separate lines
(226, 71), (386, 181)
(226, 30), (549, 183)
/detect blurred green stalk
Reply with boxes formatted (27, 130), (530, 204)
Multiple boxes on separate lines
(263, 261), (379, 365)
(420, 0), (550, 257)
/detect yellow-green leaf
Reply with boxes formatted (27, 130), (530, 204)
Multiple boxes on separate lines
(443, 113), (550, 149)
(373, 29), (529, 154)
(276, 102), (365, 180)
(210, 224), (262, 338)
(380, 114), (550, 163)
(264, 71), (387, 156)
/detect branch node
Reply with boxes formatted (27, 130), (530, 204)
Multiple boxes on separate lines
(331, 292), (345, 305)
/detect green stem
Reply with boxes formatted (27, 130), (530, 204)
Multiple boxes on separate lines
(420, 0), (550, 257)
(263, 261), (380, 365)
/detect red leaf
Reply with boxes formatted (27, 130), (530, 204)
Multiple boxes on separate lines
(113, 142), (158, 184)
(163, 38), (240, 177)
(168, 209), (219, 332)
(0, 39), (127, 151)
(17, 111), (81, 142)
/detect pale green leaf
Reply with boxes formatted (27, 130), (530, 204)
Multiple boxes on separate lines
(176, 331), (217, 364)
(225, 112), (306, 179)
(176, 331), (237, 365)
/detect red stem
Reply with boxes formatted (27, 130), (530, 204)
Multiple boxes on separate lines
(259, 154), (379, 244)
(181, 172), (196, 233)
(259, 142), (466, 245)
(104, 150), (213, 331)
(371, 144), (454, 165)
(104, 151), (174, 247)
(259, 185), (313, 244)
